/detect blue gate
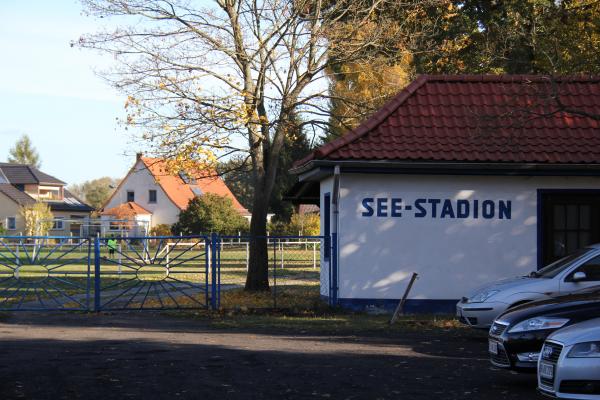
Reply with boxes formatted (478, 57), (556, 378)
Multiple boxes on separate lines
(0, 234), (335, 311)
(94, 235), (212, 311)
(0, 236), (91, 311)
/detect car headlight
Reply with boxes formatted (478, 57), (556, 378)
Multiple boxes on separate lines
(469, 289), (500, 303)
(508, 317), (570, 333)
(567, 342), (600, 358)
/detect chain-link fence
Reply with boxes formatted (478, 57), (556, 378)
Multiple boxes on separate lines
(217, 236), (325, 309)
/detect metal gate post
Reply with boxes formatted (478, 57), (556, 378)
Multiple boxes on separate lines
(205, 237), (210, 307)
(94, 237), (101, 311)
(217, 235), (221, 308)
(331, 233), (338, 306)
(325, 234), (332, 306)
(210, 233), (218, 310)
(273, 239), (277, 308)
(325, 234), (333, 306)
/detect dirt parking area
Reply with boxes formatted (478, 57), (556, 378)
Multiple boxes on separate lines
(0, 312), (543, 400)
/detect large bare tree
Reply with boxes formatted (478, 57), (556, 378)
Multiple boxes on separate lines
(77, 0), (405, 290)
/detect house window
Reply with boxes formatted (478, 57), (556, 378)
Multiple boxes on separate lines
(6, 217), (16, 231)
(38, 187), (61, 200)
(127, 191), (135, 202)
(541, 192), (600, 265)
(179, 171), (196, 184)
(52, 218), (65, 230)
(149, 190), (157, 203)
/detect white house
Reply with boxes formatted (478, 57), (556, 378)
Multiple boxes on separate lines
(288, 75), (600, 313)
(101, 154), (250, 234)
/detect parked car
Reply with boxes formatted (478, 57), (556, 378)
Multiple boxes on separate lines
(488, 286), (600, 371)
(538, 318), (600, 399)
(457, 245), (600, 328)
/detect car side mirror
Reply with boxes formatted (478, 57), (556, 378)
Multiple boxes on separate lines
(572, 271), (588, 282)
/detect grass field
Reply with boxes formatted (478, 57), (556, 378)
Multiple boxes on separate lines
(0, 239), (322, 310)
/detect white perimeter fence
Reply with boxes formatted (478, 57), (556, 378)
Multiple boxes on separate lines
(159, 240), (321, 270)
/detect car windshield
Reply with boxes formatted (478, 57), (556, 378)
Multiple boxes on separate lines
(532, 248), (593, 279)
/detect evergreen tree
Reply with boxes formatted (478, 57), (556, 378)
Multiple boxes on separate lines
(270, 124), (313, 222)
(218, 156), (254, 211)
(8, 134), (41, 168)
(219, 115), (313, 222)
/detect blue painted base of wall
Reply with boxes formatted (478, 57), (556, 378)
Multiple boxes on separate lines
(336, 298), (459, 314)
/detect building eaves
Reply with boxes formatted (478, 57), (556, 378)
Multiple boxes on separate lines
(0, 184), (36, 206)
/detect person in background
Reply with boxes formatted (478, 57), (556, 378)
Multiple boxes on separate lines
(107, 236), (117, 259)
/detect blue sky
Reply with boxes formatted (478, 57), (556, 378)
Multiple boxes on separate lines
(0, 1), (137, 185)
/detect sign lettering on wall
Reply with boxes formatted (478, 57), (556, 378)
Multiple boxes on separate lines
(360, 198), (511, 220)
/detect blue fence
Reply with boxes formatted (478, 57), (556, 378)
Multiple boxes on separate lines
(0, 234), (337, 311)
(0, 236), (92, 311)
(94, 235), (211, 311)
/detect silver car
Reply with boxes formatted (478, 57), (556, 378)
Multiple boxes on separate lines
(457, 245), (600, 328)
(538, 318), (600, 399)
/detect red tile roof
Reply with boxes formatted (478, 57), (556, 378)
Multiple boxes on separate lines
(140, 157), (250, 215)
(298, 204), (320, 215)
(101, 202), (152, 217)
(298, 75), (600, 166)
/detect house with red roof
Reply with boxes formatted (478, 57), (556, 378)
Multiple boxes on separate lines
(101, 154), (250, 234)
(288, 75), (600, 312)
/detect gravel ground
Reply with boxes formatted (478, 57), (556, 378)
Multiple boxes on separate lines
(0, 312), (543, 400)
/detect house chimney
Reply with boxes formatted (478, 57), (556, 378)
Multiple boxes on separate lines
(136, 152), (143, 161)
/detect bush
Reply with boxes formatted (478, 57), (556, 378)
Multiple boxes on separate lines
(289, 212), (320, 236)
(268, 212), (320, 236)
(150, 224), (173, 237)
(267, 219), (288, 235)
(172, 193), (248, 235)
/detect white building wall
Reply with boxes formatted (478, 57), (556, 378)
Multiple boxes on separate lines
(335, 174), (600, 301)
(0, 193), (24, 233)
(104, 160), (182, 227)
(48, 210), (92, 236)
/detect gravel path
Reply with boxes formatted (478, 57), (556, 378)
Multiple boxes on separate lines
(0, 312), (543, 399)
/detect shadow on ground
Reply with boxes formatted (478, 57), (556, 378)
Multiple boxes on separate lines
(0, 313), (542, 400)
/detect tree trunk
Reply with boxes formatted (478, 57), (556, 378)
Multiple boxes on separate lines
(244, 110), (291, 292)
(245, 187), (270, 291)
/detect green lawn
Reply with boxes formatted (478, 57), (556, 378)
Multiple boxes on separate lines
(189, 311), (464, 334)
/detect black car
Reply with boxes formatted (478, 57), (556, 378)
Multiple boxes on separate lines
(488, 287), (600, 371)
